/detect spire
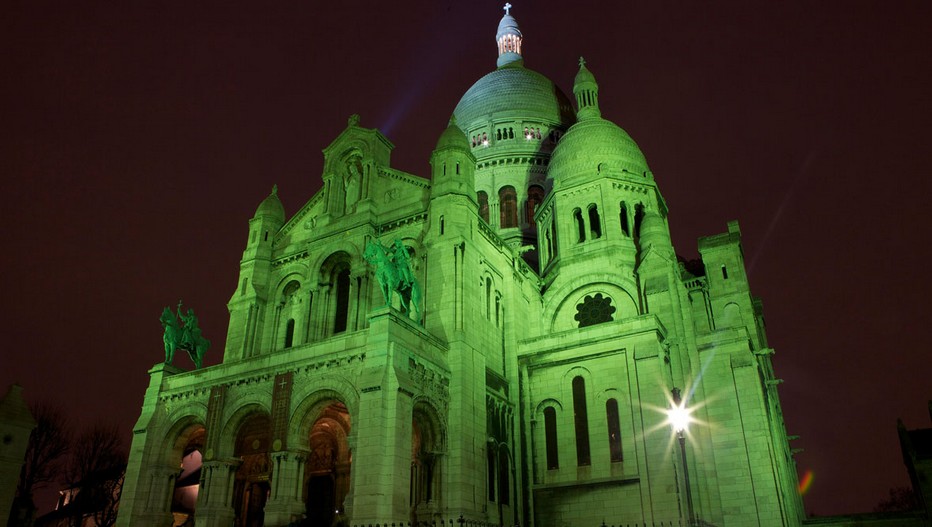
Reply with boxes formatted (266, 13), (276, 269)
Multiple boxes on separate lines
(573, 56), (601, 120)
(496, 3), (523, 67)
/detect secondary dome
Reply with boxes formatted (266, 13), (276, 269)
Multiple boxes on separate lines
(254, 185), (285, 222)
(550, 118), (649, 180)
(435, 117), (470, 152)
(551, 60), (649, 182)
(453, 63), (576, 132)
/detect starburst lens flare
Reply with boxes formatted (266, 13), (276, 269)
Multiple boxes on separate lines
(667, 403), (692, 433)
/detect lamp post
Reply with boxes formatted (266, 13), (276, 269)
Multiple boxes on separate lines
(668, 387), (695, 526)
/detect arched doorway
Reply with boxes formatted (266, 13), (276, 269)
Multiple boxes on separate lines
(410, 403), (444, 521)
(171, 425), (205, 526)
(304, 401), (351, 527)
(233, 413), (272, 527)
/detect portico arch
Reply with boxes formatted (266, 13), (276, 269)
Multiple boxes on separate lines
(292, 391), (353, 526)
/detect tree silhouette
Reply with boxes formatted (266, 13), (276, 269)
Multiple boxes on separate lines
(9, 401), (71, 526)
(63, 423), (127, 527)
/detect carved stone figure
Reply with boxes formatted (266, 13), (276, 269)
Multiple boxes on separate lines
(363, 240), (422, 323)
(343, 157), (361, 212)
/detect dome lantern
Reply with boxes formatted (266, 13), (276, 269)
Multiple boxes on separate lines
(574, 57), (601, 120)
(496, 3), (523, 67)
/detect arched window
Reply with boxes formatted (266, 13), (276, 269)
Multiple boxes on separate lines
(333, 267), (351, 333)
(606, 398), (622, 462)
(620, 202), (630, 236)
(634, 203), (645, 240)
(487, 450), (496, 502)
(498, 451), (509, 505)
(572, 376), (591, 466)
(544, 407), (558, 469)
(573, 208), (586, 243)
(486, 277), (492, 321)
(526, 185), (544, 225)
(496, 129), (502, 141)
(588, 204), (602, 239)
(499, 186), (517, 228)
(284, 319), (295, 348)
(477, 191), (490, 223)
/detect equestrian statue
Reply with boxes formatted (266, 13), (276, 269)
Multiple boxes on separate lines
(364, 239), (423, 324)
(161, 301), (210, 369)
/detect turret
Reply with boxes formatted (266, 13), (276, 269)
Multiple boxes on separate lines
(430, 117), (476, 199)
(244, 185), (285, 261)
(225, 185), (285, 361)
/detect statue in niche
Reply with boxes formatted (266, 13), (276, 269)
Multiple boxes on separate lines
(161, 301), (211, 369)
(343, 156), (362, 213)
(363, 240), (422, 323)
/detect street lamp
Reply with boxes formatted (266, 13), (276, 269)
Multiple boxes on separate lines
(668, 387), (696, 526)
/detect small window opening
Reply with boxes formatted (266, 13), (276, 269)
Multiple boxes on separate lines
(508, 128), (514, 139)
(544, 407), (559, 469)
(250, 230), (257, 244)
(333, 268), (351, 334)
(487, 450), (496, 502)
(607, 398), (623, 462)
(633, 204), (645, 240)
(498, 453), (509, 505)
(264, 231), (269, 242)
(241, 278), (249, 295)
(478, 191), (489, 223)
(485, 278), (492, 321)
(526, 185), (544, 225)
(284, 319), (295, 348)
(572, 376), (591, 466)
(620, 202), (629, 236)
(456, 161), (460, 175)
(499, 186), (517, 228)
(588, 204), (602, 239)
(439, 215), (445, 236)
(573, 208), (586, 243)
(722, 265), (729, 279)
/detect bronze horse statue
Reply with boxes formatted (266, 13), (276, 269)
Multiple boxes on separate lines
(161, 303), (210, 369)
(364, 240), (422, 323)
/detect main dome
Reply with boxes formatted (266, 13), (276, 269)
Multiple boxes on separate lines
(453, 62), (576, 131)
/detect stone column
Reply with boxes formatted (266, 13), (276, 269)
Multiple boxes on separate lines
(124, 466), (177, 527)
(264, 451), (309, 525)
(196, 459), (240, 527)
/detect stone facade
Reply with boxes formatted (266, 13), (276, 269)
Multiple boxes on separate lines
(117, 8), (803, 527)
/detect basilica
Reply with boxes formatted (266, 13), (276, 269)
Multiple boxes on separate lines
(117, 7), (803, 527)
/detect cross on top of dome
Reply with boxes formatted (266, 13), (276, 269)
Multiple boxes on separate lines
(504, 3), (512, 15)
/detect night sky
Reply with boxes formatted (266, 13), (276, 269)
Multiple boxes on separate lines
(2, 0), (930, 517)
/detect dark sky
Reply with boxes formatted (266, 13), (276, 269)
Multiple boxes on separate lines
(2, 0), (930, 517)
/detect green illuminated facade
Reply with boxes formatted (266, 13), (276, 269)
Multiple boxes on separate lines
(118, 7), (803, 527)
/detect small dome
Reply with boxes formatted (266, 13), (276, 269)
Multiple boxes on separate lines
(496, 13), (522, 40)
(435, 117), (471, 152)
(574, 58), (596, 88)
(550, 118), (649, 184)
(254, 185), (285, 222)
(639, 211), (670, 247)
